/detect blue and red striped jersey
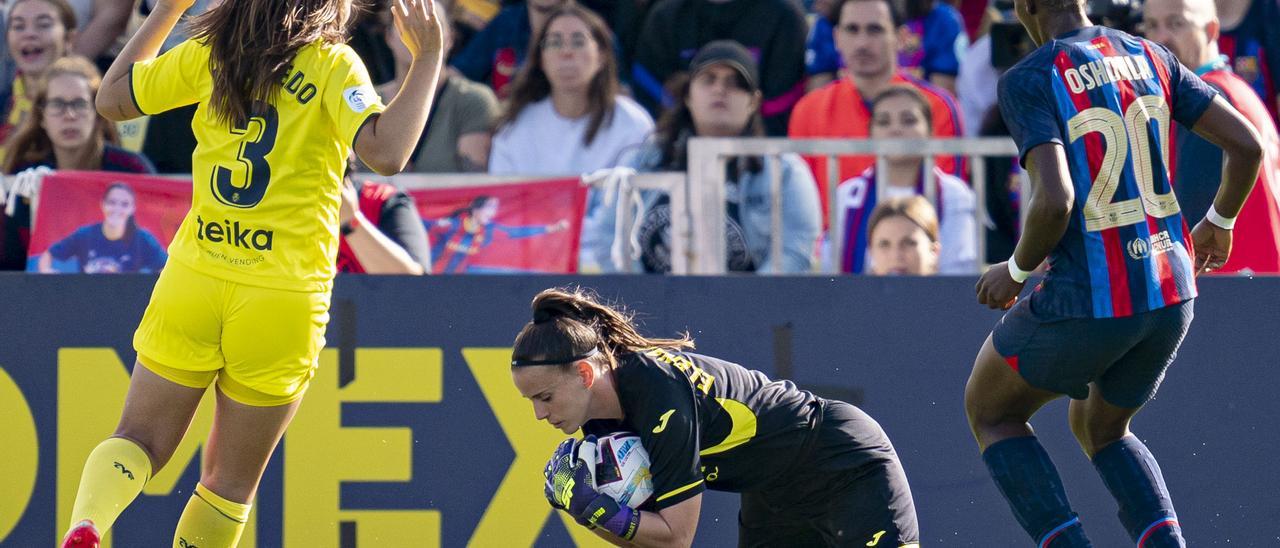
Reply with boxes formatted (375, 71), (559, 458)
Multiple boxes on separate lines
(1218, 0), (1280, 124)
(998, 26), (1219, 318)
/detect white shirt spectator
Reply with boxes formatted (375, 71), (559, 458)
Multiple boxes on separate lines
(489, 95), (653, 175)
(489, 95), (653, 272)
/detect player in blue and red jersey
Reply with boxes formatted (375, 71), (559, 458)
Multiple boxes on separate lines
(961, 0), (1264, 544)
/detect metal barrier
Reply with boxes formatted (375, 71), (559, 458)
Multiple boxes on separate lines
(686, 137), (1022, 274)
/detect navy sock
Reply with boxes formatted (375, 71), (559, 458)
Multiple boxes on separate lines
(983, 436), (1092, 547)
(1092, 436), (1184, 547)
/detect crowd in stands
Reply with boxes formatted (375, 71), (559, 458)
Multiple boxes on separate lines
(0, 0), (1277, 276)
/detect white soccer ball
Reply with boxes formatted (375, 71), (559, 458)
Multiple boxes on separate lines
(579, 432), (654, 509)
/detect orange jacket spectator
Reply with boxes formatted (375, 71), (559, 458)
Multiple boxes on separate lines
(787, 0), (964, 225)
(789, 73), (963, 223)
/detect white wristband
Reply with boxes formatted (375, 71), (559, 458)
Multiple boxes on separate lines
(1008, 258), (1032, 283)
(1205, 205), (1237, 229)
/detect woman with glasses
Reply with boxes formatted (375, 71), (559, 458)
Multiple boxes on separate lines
(488, 4), (651, 177)
(489, 4), (652, 272)
(0, 56), (153, 272)
(2, 56), (153, 175)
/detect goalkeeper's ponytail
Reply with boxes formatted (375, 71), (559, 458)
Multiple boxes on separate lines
(511, 287), (693, 369)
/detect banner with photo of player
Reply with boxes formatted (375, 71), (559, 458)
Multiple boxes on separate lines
(26, 171), (587, 275)
(407, 178), (587, 274)
(26, 171), (190, 274)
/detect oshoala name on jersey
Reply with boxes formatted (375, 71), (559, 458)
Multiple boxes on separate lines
(195, 215), (274, 251)
(1062, 54), (1155, 94)
(280, 66), (318, 105)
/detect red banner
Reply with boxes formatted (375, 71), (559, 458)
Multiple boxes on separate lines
(408, 178), (586, 274)
(26, 172), (587, 274)
(27, 171), (189, 273)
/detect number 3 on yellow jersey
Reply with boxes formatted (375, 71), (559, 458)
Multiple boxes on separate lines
(212, 102), (280, 209)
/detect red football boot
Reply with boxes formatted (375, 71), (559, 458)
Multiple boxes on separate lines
(61, 520), (100, 548)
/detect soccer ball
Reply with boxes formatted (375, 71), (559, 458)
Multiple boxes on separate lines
(580, 432), (654, 509)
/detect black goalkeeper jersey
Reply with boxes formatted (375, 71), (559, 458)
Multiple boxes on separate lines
(582, 348), (880, 510)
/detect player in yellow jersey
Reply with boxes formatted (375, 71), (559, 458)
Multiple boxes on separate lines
(59, 0), (445, 547)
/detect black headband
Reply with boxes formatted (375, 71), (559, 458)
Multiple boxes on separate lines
(511, 347), (599, 367)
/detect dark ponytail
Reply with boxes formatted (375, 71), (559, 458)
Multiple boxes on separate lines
(511, 287), (694, 369)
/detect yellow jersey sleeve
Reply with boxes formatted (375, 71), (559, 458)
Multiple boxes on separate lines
(322, 45), (386, 147)
(130, 39), (208, 115)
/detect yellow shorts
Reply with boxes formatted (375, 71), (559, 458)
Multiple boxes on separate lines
(133, 259), (331, 406)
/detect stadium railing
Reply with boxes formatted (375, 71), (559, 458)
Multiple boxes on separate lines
(685, 137), (1023, 274)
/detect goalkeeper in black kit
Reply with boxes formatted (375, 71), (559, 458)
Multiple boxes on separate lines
(508, 287), (920, 547)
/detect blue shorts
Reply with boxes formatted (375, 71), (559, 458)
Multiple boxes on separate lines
(992, 298), (1194, 408)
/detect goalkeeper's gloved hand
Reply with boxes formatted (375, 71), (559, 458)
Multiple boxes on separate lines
(543, 436), (641, 540)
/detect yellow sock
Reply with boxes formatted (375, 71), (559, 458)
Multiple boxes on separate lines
(173, 483), (251, 548)
(68, 437), (153, 532)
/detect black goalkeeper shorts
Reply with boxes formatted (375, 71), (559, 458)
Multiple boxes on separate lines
(737, 401), (919, 547)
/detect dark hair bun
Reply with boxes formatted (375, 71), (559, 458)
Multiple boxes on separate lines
(531, 292), (584, 324)
(531, 307), (562, 324)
